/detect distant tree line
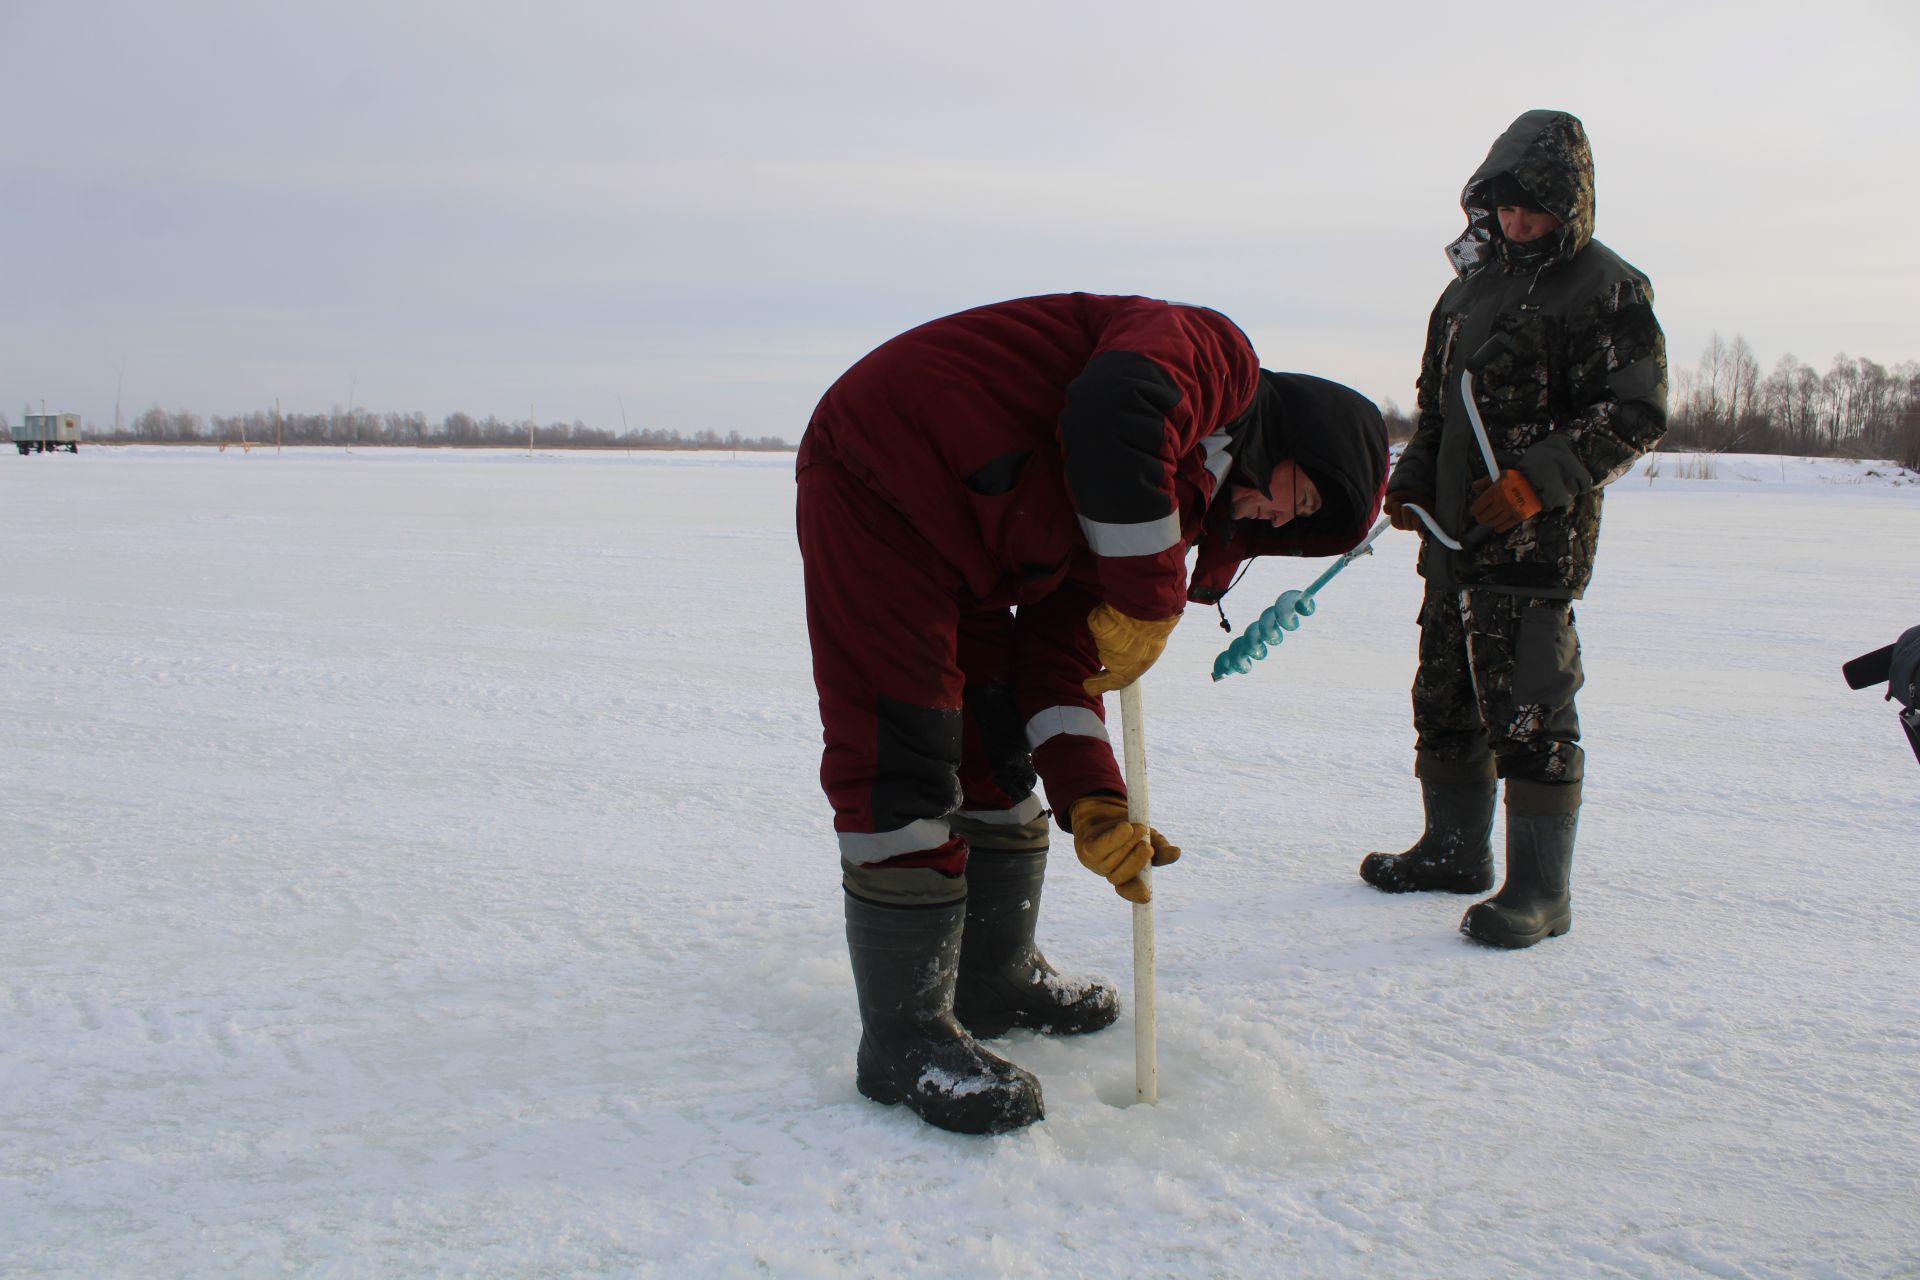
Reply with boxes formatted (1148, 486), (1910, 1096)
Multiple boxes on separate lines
(1666, 335), (1920, 468)
(1381, 336), (1920, 470)
(45, 341), (1920, 471)
(90, 406), (791, 451)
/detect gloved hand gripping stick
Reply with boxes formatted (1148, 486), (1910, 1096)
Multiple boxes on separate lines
(1402, 370), (1540, 550)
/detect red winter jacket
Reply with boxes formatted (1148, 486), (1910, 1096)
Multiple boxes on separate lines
(799, 293), (1385, 815)
(799, 293), (1260, 622)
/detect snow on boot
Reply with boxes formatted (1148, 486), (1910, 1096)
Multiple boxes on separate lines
(953, 849), (1119, 1039)
(1360, 776), (1496, 894)
(845, 892), (1044, 1135)
(1461, 785), (1578, 949)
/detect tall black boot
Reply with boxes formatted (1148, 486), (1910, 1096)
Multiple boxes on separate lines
(953, 849), (1119, 1039)
(845, 893), (1044, 1135)
(1461, 782), (1578, 949)
(1360, 772), (1497, 894)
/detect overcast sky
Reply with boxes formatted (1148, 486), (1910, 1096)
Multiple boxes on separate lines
(4, 0), (1916, 438)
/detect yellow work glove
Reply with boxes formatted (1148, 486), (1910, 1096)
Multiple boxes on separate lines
(1083, 604), (1181, 696)
(1070, 794), (1182, 904)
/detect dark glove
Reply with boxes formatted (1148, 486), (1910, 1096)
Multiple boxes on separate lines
(1383, 489), (1429, 532)
(1469, 471), (1544, 532)
(1070, 794), (1182, 903)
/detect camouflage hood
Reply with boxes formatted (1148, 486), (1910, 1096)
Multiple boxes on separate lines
(1446, 110), (1595, 279)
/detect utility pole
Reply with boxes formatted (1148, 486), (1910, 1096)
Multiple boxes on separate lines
(528, 403), (535, 456)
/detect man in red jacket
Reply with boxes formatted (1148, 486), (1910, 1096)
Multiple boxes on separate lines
(799, 293), (1387, 1134)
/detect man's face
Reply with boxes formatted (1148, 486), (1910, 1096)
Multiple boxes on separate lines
(1497, 204), (1563, 244)
(1229, 460), (1323, 528)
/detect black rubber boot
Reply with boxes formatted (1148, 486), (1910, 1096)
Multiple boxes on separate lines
(1461, 785), (1578, 949)
(1360, 776), (1497, 894)
(953, 850), (1120, 1039)
(845, 893), (1044, 1134)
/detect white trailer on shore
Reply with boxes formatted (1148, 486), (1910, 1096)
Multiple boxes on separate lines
(13, 412), (81, 454)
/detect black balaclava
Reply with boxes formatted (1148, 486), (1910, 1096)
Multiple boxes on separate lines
(1485, 173), (1548, 212)
(1228, 370), (1387, 546)
(1188, 369), (1388, 603)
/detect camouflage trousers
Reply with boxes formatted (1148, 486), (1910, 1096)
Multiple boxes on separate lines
(1411, 586), (1585, 787)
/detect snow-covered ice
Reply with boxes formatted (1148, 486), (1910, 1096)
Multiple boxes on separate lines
(3, 446), (1917, 1277)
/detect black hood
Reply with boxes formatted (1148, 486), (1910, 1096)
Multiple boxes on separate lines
(1229, 371), (1386, 544)
(1190, 370), (1389, 601)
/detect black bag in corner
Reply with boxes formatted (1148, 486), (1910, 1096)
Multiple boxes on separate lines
(1888, 627), (1920, 712)
(1844, 626), (1920, 767)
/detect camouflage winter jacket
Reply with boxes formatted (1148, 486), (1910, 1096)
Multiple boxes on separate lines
(1390, 109), (1668, 599)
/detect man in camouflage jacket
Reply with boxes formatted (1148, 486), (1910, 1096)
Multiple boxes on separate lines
(1362, 109), (1668, 949)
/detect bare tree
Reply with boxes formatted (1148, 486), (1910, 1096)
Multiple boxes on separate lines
(132, 406), (203, 441)
(1379, 398), (1417, 443)
(1726, 336), (1762, 444)
(1762, 355), (1810, 451)
(1893, 404), (1920, 470)
(1823, 354), (1860, 447)
(1674, 332), (1762, 449)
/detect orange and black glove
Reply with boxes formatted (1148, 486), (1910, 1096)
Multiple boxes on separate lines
(1069, 794), (1182, 904)
(1382, 489), (1429, 532)
(1083, 604), (1181, 696)
(1469, 471), (1544, 532)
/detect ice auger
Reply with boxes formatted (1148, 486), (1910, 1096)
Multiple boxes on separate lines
(1210, 515), (1390, 681)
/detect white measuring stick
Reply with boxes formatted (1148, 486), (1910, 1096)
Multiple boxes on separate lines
(1119, 680), (1157, 1104)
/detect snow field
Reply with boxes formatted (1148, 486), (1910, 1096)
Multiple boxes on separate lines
(2, 447), (1916, 1277)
